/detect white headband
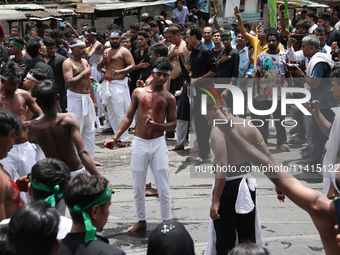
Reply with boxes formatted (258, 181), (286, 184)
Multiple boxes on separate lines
(26, 73), (38, 82)
(84, 31), (97, 35)
(1, 75), (21, 81)
(153, 68), (171, 75)
(70, 42), (86, 48)
(109, 32), (121, 38)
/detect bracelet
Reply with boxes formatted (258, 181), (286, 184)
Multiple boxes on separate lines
(217, 60), (219, 65)
(302, 74), (306, 78)
(112, 137), (118, 143)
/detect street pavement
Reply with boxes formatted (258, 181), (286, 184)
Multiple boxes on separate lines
(88, 126), (326, 255)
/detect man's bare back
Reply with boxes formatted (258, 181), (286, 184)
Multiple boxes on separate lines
(28, 113), (83, 171)
(134, 86), (175, 139)
(0, 166), (23, 221)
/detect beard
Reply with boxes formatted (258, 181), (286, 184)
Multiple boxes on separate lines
(111, 43), (120, 49)
(268, 44), (277, 51)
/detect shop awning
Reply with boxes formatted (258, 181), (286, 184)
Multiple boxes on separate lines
(0, 10), (27, 21)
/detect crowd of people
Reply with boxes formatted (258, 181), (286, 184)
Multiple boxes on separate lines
(1, 0), (340, 254)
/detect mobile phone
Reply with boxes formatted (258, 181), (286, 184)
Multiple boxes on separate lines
(60, 22), (66, 27)
(334, 197), (340, 232)
(279, 4), (285, 11)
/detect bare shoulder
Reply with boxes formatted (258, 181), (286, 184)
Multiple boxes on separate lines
(122, 47), (132, 56)
(82, 58), (89, 65)
(16, 88), (31, 99)
(163, 89), (176, 101)
(60, 112), (79, 124)
(63, 58), (72, 65)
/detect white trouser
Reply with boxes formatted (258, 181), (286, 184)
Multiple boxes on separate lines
(102, 78), (131, 142)
(176, 119), (189, 146)
(0, 142), (38, 204)
(67, 90), (96, 158)
(131, 136), (171, 221)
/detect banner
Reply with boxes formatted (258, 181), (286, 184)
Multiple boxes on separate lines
(214, 0), (224, 12)
(284, 0), (290, 30)
(267, 0), (277, 28)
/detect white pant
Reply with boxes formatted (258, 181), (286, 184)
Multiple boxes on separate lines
(0, 142), (38, 204)
(131, 136), (171, 221)
(102, 78), (130, 142)
(67, 90), (96, 158)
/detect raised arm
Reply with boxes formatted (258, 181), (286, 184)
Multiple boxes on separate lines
(234, 7), (250, 41)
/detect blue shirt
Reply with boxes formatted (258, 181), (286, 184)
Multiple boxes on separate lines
(202, 41), (215, 50)
(311, 62), (339, 110)
(232, 45), (254, 91)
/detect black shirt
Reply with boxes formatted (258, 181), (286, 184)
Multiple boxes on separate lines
(212, 47), (224, 60)
(326, 29), (340, 46)
(57, 45), (69, 58)
(217, 47), (239, 81)
(132, 46), (152, 82)
(56, 232), (126, 255)
(21, 59), (54, 88)
(12, 55), (31, 69)
(190, 43), (217, 79)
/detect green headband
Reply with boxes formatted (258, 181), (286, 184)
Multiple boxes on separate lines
(221, 36), (232, 40)
(30, 178), (63, 208)
(9, 41), (24, 50)
(68, 185), (112, 243)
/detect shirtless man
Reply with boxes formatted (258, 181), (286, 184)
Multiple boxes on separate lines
(97, 29), (135, 147)
(104, 57), (177, 232)
(84, 26), (105, 124)
(0, 108), (23, 221)
(63, 39), (100, 165)
(27, 80), (101, 177)
(213, 106), (340, 255)
(0, 62), (43, 203)
(165, 26), (190, 151)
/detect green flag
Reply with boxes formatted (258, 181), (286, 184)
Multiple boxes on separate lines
(268, 0), (277, 28)
(284, 0), (289, 30)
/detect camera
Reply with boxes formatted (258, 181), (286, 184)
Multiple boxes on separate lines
(287, 60), (305, 72)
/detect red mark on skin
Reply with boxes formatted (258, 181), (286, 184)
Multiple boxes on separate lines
(0, 102), (3, 108)
(86, 64), (89, 80)
(153, 100), (163, 123)
(141, 96), (147, 110)
(9, 179), (22, 208)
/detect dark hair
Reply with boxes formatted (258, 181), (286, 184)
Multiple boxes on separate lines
(63, 29), (73, 39)
(85, 25), (97, 35)
(140, 24), (151, 33)
(0, 225), (16, 255)
(31, 158), (70, 203)
(138, 30), (149, 39)
(43, 36), (56, 47)
(150, 21), (159, 28)
(29, 68), (48, 81)
(0, 108), (21, 137)
(160, 11), (167, 19)
(7, 200), (60, 255)
(9, 36), (25, 47)
(301, 9), (308, 15)
(188, 27), (203, 41)
(63, 174), (109, 223)
(107, 24), (119, 31)
(130, 23), (140, 31)
(24, 34), (35, 43)
(31, 80), (58, 109)
(296, 20), (310, 30)
(315, 26), (327, 34)
(166, 26), (181, 35)
(122, 35), (131, 41)
(1, 61), (23, 81)
(0, 46), (3, 55)
(11, 25), (20, 31)
(152, 57), (173, 71)
(176, 0), (185, 4)
(228, 242), (270, 255)
(82, 22), (89, 27)
(44, 28), (52, 36)
(25, 22), (37, 34)
(243, 22), (251, 30)
(26, 38), (42, 58)
(184, 22), (194, 29)
(151, 43), (168, 57)
(266, 29), (280, 42)
(50, 29), (63, 39)
(319, 12), (331, 23)
(260, 24), (271, 33)
(306, 11), (316, 19)
(221, 30), (232, 39)
(331, 69), (340, 79)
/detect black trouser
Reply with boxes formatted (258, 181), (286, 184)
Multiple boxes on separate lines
(214, 178), (256, 254)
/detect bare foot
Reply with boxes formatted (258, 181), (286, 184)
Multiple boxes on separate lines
(168, 145), (184, 151)
(100, 128), (113, 133)
(94, 161), (103, 166)
(127, 221), (147, 232)
(189, 146), (199, 153)
(193, 156), (205, 163)
(145, 188), (158, 196)
(146, 182), (151, 188)
(118, 141), (130, 147)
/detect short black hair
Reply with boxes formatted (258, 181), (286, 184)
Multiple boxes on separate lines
(9, 37), (25, 48)
(150, 21), (159, 28)
(43, 36), (56, 47)
(63, 174), (109, 224)
(29, 68), (48, 81)
(166, 25), (181, 35)
(0, 108), (21, 137)
(221, 30), (232, 39)
(243, 22), (251, 30)
(130, 23), (140, 31)
(315, 26), (327, 34)
(26, 38), (42, 58)
(7, 200), (60, 255)
(1, 61), (23, 82)
(109, 29), (122, 37)
(296, 20), (310, 30)
(140, 24), (151, 33)
(50, 29), (63, 39)
(11, 25), (20, 31)
(319, 12), (331, 23)
(25, 22), (37, 32)
(107, 24), (119, 31)
(31, 80), (58, 109)
(44, 28), (52, 36)
(85, 25), (97, 35)
(150, 43), (168, 57)
(306, 11), (316, 19)
(266, 29), (280, 42)
(31, 158), (70, 204)
(0, 225), (15, 255)
(152, 56), (173, 71)
(188, 27), (203, 41)
(301, 9), (308, 15)
(138, 30), (149, 39)
(122, 35), (131, 41)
